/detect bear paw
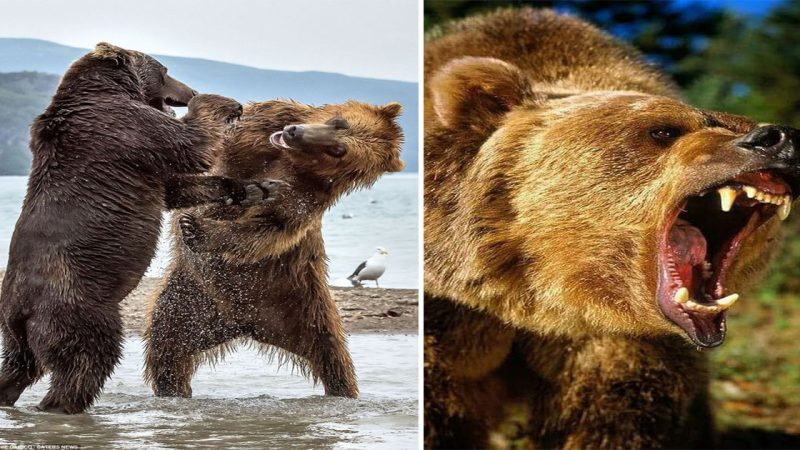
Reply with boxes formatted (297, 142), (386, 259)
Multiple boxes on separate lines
(238, 179), (289, 206)
(187, 94), (243, 126)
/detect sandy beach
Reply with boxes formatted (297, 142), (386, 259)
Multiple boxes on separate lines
(0, 272), (419, 334)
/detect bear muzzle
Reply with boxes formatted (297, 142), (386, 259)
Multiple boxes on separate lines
(736, 125), (800, 169)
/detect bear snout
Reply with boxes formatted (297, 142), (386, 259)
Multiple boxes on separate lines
(283, 124), (304, 140)
(736, 125), (800, 166)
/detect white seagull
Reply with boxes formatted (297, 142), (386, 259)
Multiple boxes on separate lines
(348, 247), (389, 288)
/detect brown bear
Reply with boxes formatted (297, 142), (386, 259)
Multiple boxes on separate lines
(424, 8), (800, 449)
(143, 99), (404, 399)
(0, 43), (280, 414)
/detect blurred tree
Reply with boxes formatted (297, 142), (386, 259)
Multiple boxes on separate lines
(685, 0), (800, 127)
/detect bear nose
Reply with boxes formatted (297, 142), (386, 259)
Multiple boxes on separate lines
(737, 125), (798, 164)
(284, 124), (304, 139)
(191, 89), (198, 97)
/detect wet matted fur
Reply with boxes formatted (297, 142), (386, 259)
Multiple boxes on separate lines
(0, 43), (261, 414)
(143, 99), (404, 398)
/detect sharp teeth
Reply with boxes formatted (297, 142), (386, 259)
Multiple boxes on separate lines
(717, 184), (791, 218)
(715, 293), (739, 310)
(684, 300), (719, 313)
(674, 287), (689, 304)
(779, 198), (792, 220)
(679, 293), (739, 314)
(718, 187), (737, 212)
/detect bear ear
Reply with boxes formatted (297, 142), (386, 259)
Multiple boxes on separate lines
(380, 102), (403, 119)
(430, 57), (534, 130)
(93, 42), (129, 65)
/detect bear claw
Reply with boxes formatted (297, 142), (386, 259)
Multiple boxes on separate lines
(179, 214), (200, 249)
(239, 179), (288, 206)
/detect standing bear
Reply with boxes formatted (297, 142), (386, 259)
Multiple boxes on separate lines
(0, 43), (279, 414)
(143, 99), (404, 398)
(424, 8), (800, 449)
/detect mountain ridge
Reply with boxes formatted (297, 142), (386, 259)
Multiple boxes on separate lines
(0, 38), (418, 174)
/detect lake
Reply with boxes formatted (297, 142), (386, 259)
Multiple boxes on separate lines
(0, 173), (419, 288)
(0, 333), (419, 449)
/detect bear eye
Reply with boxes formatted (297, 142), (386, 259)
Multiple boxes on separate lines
(649, 127), (683, 143)
(327, 117), (349, 130)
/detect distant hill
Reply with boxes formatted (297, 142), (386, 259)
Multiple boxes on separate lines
(0, 71), (60, 174)
(0, 38), (418, 174)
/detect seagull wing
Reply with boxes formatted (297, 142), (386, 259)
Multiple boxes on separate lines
(348, 261), (368, 279)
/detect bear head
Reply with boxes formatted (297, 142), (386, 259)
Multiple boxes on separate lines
(80, 42), (196, 116)
(224, 100), (404, 191)
(427, 56), (800, 348)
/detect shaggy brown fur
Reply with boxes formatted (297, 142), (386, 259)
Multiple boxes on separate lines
(0, 43), (278, 414)
(143, 99), (404, 398)
(424, 9), (796, 448)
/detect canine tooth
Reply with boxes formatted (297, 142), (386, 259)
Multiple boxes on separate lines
(685, 300), (719, 313)
(718, 187), (737, 212)
(674, 287), (689, 304)
(779, 199), (792, 220)
(743, 186), (757, 198)
(715, 293), (739, 310)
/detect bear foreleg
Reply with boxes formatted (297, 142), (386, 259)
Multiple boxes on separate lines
(542, 336), (710, 449)
(164, 175), (284, 210)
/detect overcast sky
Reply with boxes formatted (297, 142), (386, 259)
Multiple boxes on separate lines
(0, 0), (419, 82)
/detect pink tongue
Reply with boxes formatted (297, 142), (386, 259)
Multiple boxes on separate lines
(668, 219), (707, 280)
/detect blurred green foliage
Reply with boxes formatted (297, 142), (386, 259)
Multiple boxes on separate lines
(426, 0), (800, 296)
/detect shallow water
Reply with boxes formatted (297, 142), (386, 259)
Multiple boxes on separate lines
(0, 333), (418, 449)
(0, 173), (419, 288)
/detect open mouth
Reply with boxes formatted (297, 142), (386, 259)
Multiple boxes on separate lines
(270, 131), (292, 149)
(164, 96), (188, 108)
(148, 96), (189, 117)
(657, 170), (795, 348)
(148, 97), (176, 116)
(269, 131), (348, 158)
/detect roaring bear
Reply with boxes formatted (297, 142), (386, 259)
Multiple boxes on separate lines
(424, 9), (800, 449)
(0, 43), (280, 414)
(143, 99), (404, 398)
